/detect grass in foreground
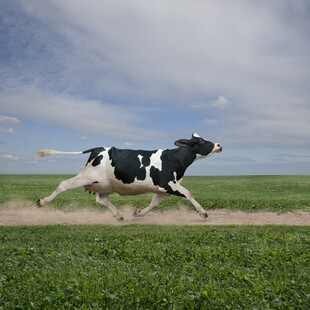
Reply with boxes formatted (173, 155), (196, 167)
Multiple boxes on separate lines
(0, 225), (309, 309)
(1, 174), (310, 213)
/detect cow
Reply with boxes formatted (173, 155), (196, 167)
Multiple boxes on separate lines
(37, 133), (222, 221)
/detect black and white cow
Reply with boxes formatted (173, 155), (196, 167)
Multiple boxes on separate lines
(37, 133), (222, 221)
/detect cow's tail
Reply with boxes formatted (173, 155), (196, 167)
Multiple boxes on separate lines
(37, 149), (83, 158)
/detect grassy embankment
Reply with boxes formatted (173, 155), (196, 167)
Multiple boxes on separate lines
(0, 225), (309, 309)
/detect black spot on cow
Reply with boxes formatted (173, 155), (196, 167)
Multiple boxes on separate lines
(142, 156), (151, 167)
(108, 147), (157, 184)
(83, 147), (105, 166)
(92, 155), (103, 167)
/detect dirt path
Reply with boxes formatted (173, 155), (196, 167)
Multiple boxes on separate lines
(0, 206), (309, 226)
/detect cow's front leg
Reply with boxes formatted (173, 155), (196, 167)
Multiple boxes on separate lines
(170, 183), (208, 218)
(96, 194), (125, 221)
(133, 193), (168, 217)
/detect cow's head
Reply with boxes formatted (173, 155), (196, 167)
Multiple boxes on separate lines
(174, 133), (222, 158)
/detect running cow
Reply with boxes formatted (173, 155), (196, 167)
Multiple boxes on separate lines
(37, 133), (222, 221)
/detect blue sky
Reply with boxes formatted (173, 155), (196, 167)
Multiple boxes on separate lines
(1, 0), (310, 175)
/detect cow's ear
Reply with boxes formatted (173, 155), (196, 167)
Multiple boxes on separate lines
(174, 139), (191, 147)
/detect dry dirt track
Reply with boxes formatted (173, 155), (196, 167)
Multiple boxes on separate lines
(0, 206), (309, 226)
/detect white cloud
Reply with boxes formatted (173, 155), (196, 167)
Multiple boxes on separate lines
(0, 88), (166, 141)
(0, 127), (14, 134)
(191, 96), (230, 110)
(0, 154), (19, 160)
(0, 115), (21, 134)
(209, 96), (230, 109)
(215, 93), (310, 148)
(0, 115), (21, 125)
(204, 119), (218, 126)
(124, 142), (134, 147)
(17, 0), (307, 98)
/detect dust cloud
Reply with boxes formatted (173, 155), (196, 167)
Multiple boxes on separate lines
(0, 201), (309, 226)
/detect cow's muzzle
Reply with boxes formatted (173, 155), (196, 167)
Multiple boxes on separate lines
(214, 143), (222, 153)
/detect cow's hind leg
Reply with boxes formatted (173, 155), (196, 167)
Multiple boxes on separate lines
(96, 194), (125, 222)
(132, 193), (168, 217)
(37, 175), (89, 207)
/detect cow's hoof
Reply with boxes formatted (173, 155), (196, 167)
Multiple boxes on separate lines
(115, 215), (127, 222)
(199, 212), (208, 218)
(36, 200), (42, 208)
(132, 209), (143, 217)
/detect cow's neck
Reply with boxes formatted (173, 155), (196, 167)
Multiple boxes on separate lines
(171, 146), (197, 173)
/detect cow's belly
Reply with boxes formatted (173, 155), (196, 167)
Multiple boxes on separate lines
(115, 185), (162, 196)
(84, 179), (164, 196)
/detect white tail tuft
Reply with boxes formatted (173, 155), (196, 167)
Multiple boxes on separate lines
(37, 150), (83, 158)
(37, 149), (59, 157)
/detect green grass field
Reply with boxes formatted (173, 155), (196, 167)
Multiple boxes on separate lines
(1, 174), (309, 212)
(0, 175), (309, 309)
(0, 225), (309, 309)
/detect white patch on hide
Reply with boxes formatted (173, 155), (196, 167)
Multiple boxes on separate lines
(149, 149), (164, 171)
(137, 154), (143, 168)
